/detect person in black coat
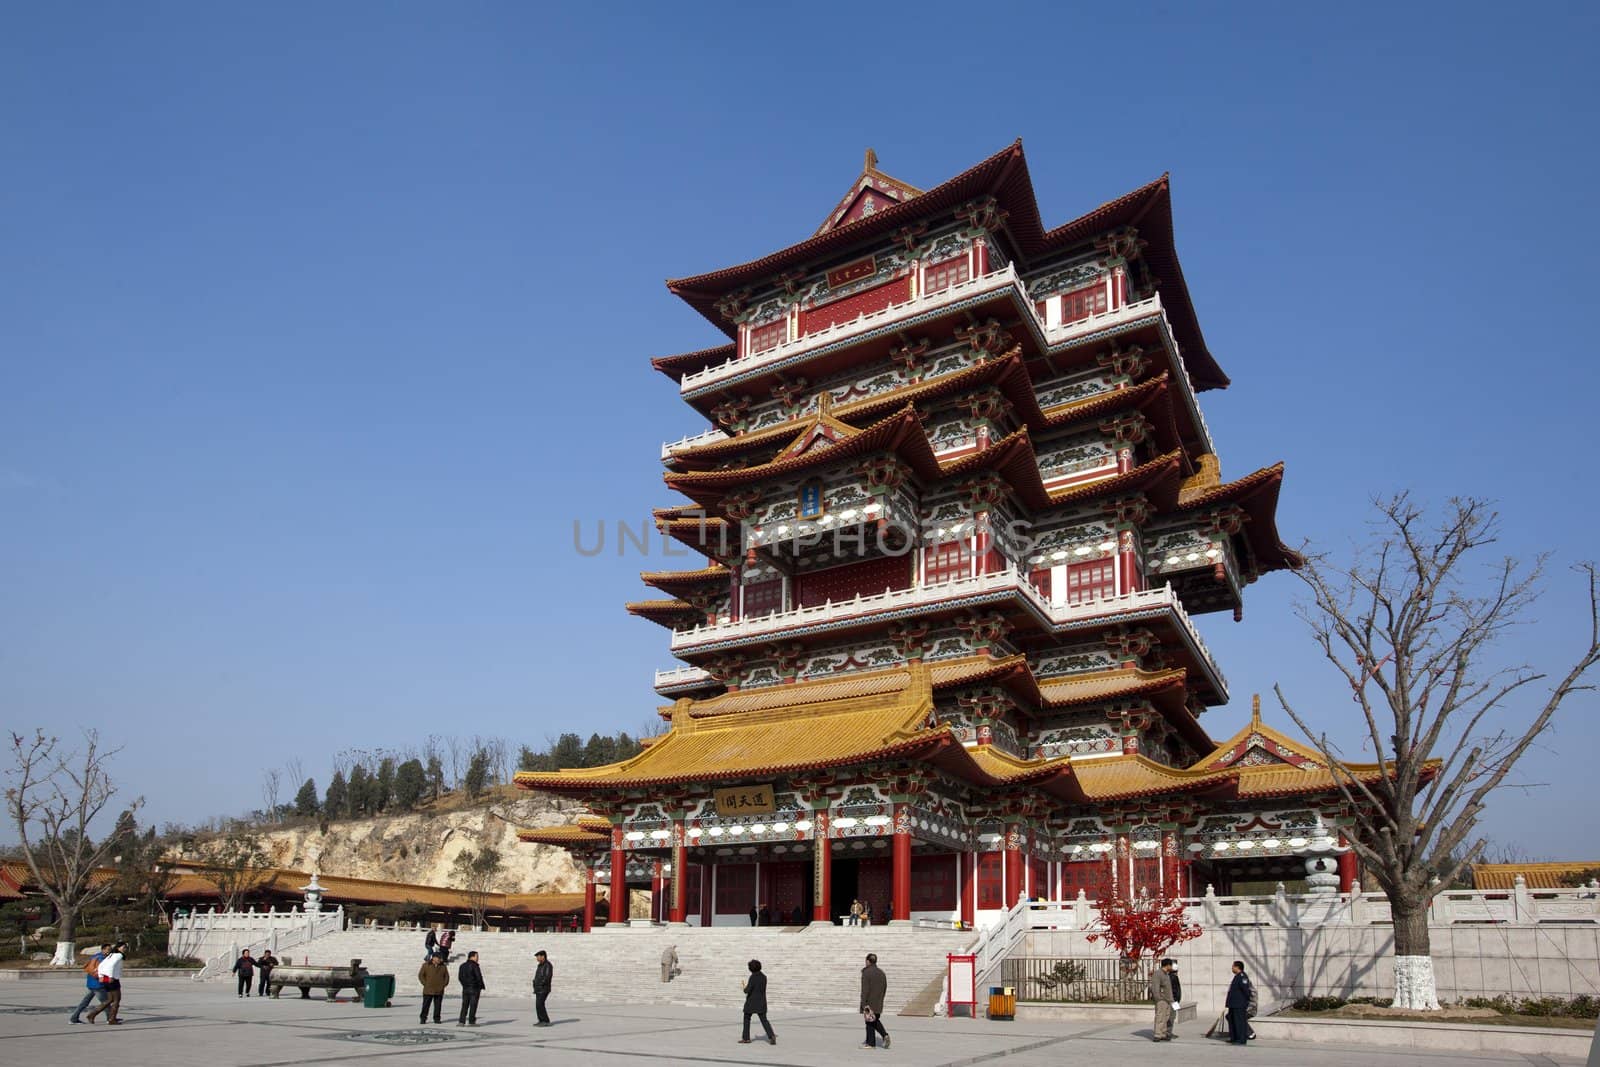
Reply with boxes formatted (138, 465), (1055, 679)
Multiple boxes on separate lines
(457, 950), (486, 1026)
(1225, 960), (1253, 1045)
(232, 949), (255, 998)
(738, 959), (776, 1046)
(531, 950), (553, 1026)
(256, 951), (278, 998)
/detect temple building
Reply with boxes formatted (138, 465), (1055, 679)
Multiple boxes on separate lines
(516, 142), (1388, 930)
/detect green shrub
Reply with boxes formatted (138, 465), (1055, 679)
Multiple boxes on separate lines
(1291, 996), (1348, 1012)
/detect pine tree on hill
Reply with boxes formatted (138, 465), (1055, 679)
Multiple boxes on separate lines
(324, 770), (348, 819)
(463, 750), (490, 799)
(375, 758), (396, 812)
(394, 759), (426, 810)
(293, 777), (319, 817)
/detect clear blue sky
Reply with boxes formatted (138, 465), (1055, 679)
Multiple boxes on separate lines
(3, 4), (1596, 859)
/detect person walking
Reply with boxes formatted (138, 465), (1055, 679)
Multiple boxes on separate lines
(859, 952), (889, 1049)
(860, 902), (872, 927)
(232, 949), (256, 998)
(85, 942), (126, 1025)
(256, 950), (278, 998)
(532, 950), (553, 1026)
(1149, 958), (1178, 1042)
(439, 929), (456, 960)
(1225, 960), (1253, 1045)
(748, 904), (757, 927)
(457, 950), (486, 1026)
(738, 959), (777, 1046)
(661, 944), (680, 983)
(848, 900), (861, 927)
(68, 943), (111, 1024)
(424, 927), (438, 960)
(418, 952), (450, 1024)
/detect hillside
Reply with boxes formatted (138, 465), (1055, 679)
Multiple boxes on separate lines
(172, 787), (594, 896)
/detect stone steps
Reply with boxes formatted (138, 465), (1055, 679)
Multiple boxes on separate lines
(258, 924), (976, 1014)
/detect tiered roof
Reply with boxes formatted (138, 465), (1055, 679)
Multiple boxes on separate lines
(160, 863), (594, 916)
(516, 663), (1383, 807)
(658, 142), (1227, 391)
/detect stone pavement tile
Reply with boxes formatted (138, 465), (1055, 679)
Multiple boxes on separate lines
(0, 979), (1588, 1067)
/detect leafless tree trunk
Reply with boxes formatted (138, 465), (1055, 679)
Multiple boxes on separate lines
(1276, 495), (1599, 1009)
(4, 730), (142, 965)
(284, 758), (305, 796)
(446, 736), (465, 790)
(203, 831), (274, 911)
(260, 768), (282, 824)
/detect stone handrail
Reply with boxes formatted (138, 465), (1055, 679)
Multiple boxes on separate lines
(654, 664), (712, 688)
(661, 427), (729, 459)
(678, 265), (1027, 394)
(1014, 880), (1600, 932)
(974, 892), (1033, 989)
(667, 573), (1227, 696)
(192, 907), (345, 980)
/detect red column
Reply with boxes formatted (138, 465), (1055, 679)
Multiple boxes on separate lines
(1338, 850), (1358, 893)
(581, 867), (596, 932)
(812, 811), (832, 924)
(959, 851), (975, 929)
(609, 830), (627, 924)
(650, 860), (664, 923)
(1117, 529), (1138, 595)
(1003, 824), (1023, 907)
(670, 824), (688, 924)
(891, 804), (912, 922)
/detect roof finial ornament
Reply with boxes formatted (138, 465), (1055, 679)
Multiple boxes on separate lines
(864, 147), (878, 172)
(1251, 693), (1262, 725)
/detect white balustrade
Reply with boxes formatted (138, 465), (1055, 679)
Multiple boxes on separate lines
(191, 906), (345, 980)
(678, 265), (1027, 394)
(661, 427), (729, 458)
(667, 573), (1228, 697)
(653, 665), (712, 688)
(1015, 881), (1600, 932)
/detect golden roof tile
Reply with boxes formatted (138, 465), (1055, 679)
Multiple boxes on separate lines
(1471, 862), (1600, 891)
(516, 664), (941, 792)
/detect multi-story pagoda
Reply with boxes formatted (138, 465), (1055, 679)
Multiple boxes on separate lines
(517, 143), (1389, 931)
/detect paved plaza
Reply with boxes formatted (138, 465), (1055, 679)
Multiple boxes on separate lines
(0, 977), (1591, 1067)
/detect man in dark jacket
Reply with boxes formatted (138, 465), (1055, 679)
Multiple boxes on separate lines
(738, 959), (776, 1045)
(860, 952), (889, 1049)
(1225, 960), (1253, 1045)
(1149, 958), (1177, 1041)
(532, 950), (553, 1026)
(256, 951), (278, 998)
(418, 953), (450, 1024)
(232, 949), (255, 998)
(457, 950), (486, 1026)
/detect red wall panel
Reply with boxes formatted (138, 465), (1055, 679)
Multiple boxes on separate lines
(802, 276), (912, 335)
(795, 555), (911, 608)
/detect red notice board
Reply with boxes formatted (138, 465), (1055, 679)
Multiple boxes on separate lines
(947, 953), (977, 1019)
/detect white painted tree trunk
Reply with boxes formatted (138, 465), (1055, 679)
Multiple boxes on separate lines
(51, 940), (76, 966)
(1391, 954), (1441, 1011)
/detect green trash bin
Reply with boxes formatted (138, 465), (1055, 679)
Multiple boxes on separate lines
(362, 974), (395, 1008)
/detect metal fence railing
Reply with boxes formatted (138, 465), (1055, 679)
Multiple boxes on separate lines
(1000, 955), (1155, 1004)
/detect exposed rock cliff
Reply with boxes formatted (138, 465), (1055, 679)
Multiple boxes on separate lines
(185, 788), (593, 895)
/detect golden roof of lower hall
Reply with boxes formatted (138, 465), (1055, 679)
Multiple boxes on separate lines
(517, 660), (1381, 804)
(1472, 862), (1600, 891)
(160, 864), (594, 914)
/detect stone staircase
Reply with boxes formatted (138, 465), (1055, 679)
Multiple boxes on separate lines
(251, 923), (976, 1014)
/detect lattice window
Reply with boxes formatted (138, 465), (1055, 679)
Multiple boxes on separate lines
(1029, 567), (1052, 599)
(685, 864), (703, 916)
(923, 255), (971, 295)
(747, 318), (787, 355)
(1065, 559), (1114, 605)
(1060, 858), (1113, 902)
(741, 579), (783, 618)
(794, 555), (911, 608)
(1029, 856), (1050, 898)
(976, 851), (1005, 910)
(1133, 857), (1163, 897)
(1059, 281), (1109, 324)
(910, 854), (958, 911)
(924, 541), (970, 585)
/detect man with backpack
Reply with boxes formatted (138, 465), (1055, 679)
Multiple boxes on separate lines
(85, 943), (126, 1025)
(68, 943), (111, 1024)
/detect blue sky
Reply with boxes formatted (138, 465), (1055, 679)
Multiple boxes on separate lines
(3, 3), (1596, 859)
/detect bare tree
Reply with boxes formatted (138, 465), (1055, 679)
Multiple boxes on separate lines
(284, 757), (305, 797)
(446, 736), (465, 790)
(203, 830), (274, 911)
(1276, 495), (1600, 1010)
(4, 730), (142, 965)
(260, 768), (283, 824)
(449, 846), (504, 929)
